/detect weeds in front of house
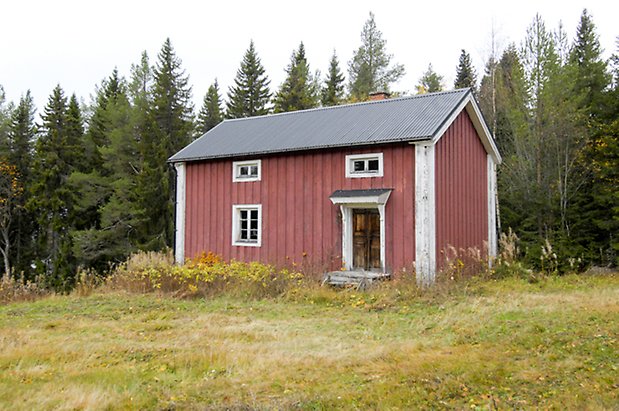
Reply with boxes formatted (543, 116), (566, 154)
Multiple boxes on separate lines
(2, 228), (612, 307)
(106, 250), (304, 299)
(0, 273), (49, 304)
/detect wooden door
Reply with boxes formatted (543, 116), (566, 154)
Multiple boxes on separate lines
(352, 209), (381, 270)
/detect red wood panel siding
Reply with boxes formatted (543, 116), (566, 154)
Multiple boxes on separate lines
(435, 110), (488, 268)
(183, 143), (416, 272)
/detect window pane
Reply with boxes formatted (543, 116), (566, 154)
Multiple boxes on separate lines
(353, 160), (365, 172)
(368, 159), (379, 171)
(241, 220), (247, 230)
(239, 166), (248, 176)
(240, 210), (247, 220)
(250, 165), (258, 176)
(250, 210), (258, 219)
(240, 229), (248, 240)
(250, 230), (258, 240)
(250, 219), (258, 230)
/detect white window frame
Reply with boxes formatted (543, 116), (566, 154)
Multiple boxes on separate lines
(232, 159), (261, 182)
(345, 153), (384, 178)
(232, 204), (262, 247)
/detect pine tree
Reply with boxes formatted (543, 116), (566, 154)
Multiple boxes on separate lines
(454, 49), (478, 91)
(321, 51), (345, 106)
(197, 80), (223, 134)
(274, 42), (319, 113)
(7, 91), (36, 276)
(226, 41), (272, 118)
(416, 64), (444, 93)
(348, 12), (405, 101)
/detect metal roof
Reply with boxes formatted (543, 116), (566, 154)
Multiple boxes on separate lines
(330, 189), (393, 198)
(170, 88), (472, 163)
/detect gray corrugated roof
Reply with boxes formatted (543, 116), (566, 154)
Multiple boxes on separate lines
(169, 88), (471, 163)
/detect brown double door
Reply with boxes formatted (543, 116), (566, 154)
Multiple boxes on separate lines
(352, 209), (381, 271)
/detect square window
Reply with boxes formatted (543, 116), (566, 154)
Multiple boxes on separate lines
(232, 205), (262, 247)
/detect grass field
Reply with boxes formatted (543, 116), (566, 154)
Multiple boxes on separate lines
(0, 274), (617, 410)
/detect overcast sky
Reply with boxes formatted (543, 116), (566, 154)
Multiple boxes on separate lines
(2, 0), (617, 113)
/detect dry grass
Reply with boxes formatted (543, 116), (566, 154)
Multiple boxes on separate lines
(0, 273), (617, 410)
(0, 273), (49, 305)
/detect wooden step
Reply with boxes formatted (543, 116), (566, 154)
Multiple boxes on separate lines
(322, 270), (390, 290)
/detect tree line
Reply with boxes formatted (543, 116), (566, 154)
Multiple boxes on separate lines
(0, 10), (617, 289)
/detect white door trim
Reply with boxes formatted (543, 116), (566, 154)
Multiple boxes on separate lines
(331, 190), (391, 271)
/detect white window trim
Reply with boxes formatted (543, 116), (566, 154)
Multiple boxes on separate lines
(232, 159), (262, 182)
(231, 204), (262, 247)
(345, 153), (384, 178)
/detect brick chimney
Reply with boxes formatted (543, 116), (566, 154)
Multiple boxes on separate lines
(369, 91), (391, 101)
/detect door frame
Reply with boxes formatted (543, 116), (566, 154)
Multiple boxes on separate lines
(330, 189), (392, 272)
(340, 204), (386, 271)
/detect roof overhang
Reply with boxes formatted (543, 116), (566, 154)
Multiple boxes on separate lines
(329, 189), (392, 206)
(410, 91), (502, 164)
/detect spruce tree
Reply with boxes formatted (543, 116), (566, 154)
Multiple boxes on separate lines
(348, 12), (405, 101)
(226, 41), (272, 118)
(0, 86), (12, 157)
(274, 42), (319, 113)
(7, 91), (36, 276)
(152, 38), (194, 155)
(321, 51), (345, 106)
(568, 9), (610, 114)
(416, 64), (444, 93)
(86, 68), (124, 170)
(454, 49), (478, 91)
(137, 39), (196, 250)
(197, 80), (223, 134)
(29, 85), (79, 290)
(72, 72), (142, 269)
(66, 94), (88, 173)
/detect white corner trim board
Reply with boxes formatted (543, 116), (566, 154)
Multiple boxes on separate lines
(487, 155), (498, 262)
(414, 143), (436, 285)
(174, 162), (186, 265)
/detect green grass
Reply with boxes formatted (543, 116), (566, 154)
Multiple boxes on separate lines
(0, 274), (617, 410)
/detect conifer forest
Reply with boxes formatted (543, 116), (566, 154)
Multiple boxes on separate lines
(0, 11), (617, 290)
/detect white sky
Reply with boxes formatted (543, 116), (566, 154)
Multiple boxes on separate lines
(1, 0), (617, 114)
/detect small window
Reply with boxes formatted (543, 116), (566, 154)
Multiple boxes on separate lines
(233, 160), (261, 182)
(232, 205), (262, 247)
(345, 153), (384, 178)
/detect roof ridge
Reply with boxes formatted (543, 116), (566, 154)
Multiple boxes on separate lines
(222, 88), (471, 124)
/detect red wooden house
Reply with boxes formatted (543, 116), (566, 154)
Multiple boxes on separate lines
(169, 89), (501, 284)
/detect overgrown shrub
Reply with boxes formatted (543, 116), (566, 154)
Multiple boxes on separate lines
(106, 250), (305, 299)
(0, 274), (49, 304)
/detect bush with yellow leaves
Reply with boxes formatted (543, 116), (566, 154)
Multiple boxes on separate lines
(107, 250), (304, 298)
